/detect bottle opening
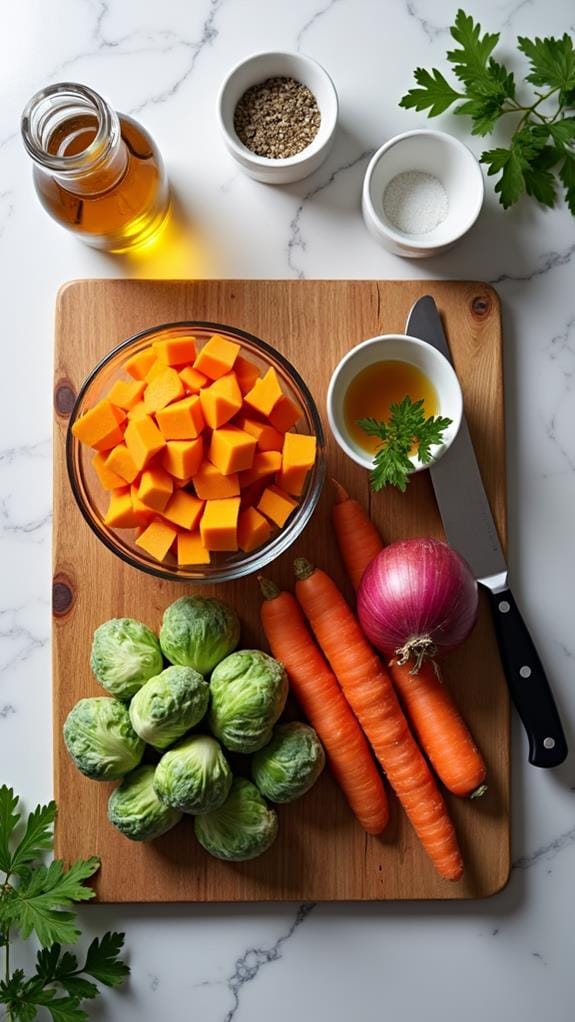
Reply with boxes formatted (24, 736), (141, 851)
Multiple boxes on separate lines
(21, 82), (115, 173)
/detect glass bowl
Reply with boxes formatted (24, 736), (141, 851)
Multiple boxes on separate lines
(67, 321), (325, 583)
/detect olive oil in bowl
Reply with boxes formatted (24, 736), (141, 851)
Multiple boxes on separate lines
(343, 360), (439, 455)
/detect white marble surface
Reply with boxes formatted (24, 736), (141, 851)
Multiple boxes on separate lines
(2, 0), (575, 1018)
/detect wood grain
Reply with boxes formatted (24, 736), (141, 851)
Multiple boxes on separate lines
(53, 279), (510, 902)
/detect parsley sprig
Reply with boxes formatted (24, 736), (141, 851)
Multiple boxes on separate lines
(359, 396), (452, 493)
(400, 9), (575, 213)
(0, 786), (129, 1022)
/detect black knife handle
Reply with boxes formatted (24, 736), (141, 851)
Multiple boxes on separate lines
(487, 587), (568, 767)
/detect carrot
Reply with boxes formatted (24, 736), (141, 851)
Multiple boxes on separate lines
(389, 658), (487, 798)
(258, 577), (389, 836)
(294, 559), (463, 881)
(331, 479), (384, 590)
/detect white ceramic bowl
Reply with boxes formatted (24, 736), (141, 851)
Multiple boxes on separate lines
(362, 129), (484, 257)
(327, 334), (463, 472)
(217, 51), (338, 184)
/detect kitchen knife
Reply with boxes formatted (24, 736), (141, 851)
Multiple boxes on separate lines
(405, 295), (568, 768)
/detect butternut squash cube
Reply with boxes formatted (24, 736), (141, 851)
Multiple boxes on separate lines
(199, 372), (242, 429)
(92, 425), (126, 452)
(194, 333), (240, 380)
(131, 484), (154, 520)
(194, 461), (240, 500)
(153, 335), (197, 366)
(162, 491), (204, 530)
(155, 395), (205, 440)
(243, 367), (283, 418)
(144, 359), (167, 383)
(135, 518), (178, 561)
(257, 486), (298, 528)
(277, 433), (317, 496)
(92, 453), (125, 492)
(125, 414), (166, 471)
(236, 416), (284, 452)
(107, 378), (146, 411)
(179, 366), (208, 394)
(125, 348), (157, 380)
(238, 450), (282, 488)
(137, 466), (174, 512)
(161, 437), (203, 479)
(72, 399), (126, 448)
(177, 531), (211, 566)
(234, 355), (260, 395)
(268, 394), (302, 433)
(237, 507), (272, 553)
(209, 427), (257, 476)
(144, 366), (185, 414)
(104, 443), (139, 485)
(127, 401), (147, 421)
(104, 488), (141, 529)
(200, 497), (241, 551)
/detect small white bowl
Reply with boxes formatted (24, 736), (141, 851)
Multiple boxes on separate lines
(217, 51), (338, 184)
(327, 334), (463, 472)
(362, 129), (484, 257)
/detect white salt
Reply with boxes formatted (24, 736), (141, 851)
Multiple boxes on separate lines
(382, 170), (448, 235)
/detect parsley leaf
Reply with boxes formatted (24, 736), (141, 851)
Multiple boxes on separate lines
(446, 9), (501, 87)
(6, 857), (99, 947)
(83, 932), (129, 987)
(559, 150), (575, 213)
(10, 801), (57, 878)
(517, 33), (575, 101)
(0, 785), (20, 873)
(399, 67), (462, 117)
(359, 396), (452, 493)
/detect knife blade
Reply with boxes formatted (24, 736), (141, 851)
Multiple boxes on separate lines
(405, 295), (567, 768)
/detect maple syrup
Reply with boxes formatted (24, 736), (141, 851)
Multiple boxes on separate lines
(343, 359), (439, 455)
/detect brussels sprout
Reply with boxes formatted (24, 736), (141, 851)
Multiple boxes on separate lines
(91, 617), (163, 700)
(252, 722), (325, 803)
(194, 778), (278, 861)
(63, 697), (144, 781)
(129, 665), (209, 751)
(154, 735), (233, 814)
(159, 596), (240, 674)
(208, 650), (288, 753)
(108, 765), (182, 842)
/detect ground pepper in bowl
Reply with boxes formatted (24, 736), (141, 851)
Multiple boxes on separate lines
(234, 76), (321, 159)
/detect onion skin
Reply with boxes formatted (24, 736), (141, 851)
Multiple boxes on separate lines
(357, 538), (478, 666)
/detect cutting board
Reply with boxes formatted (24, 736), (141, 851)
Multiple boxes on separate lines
(53, 279), (510, 901)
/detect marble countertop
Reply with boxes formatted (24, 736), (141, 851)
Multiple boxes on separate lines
(2, 0), (574, 1018)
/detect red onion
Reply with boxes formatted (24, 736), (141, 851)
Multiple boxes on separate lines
(357, 538), (478, 669)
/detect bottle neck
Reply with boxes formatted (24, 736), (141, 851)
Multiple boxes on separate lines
(21, 82), (128, 196)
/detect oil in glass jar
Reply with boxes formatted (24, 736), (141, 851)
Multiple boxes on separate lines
(21, 83), (170, 252)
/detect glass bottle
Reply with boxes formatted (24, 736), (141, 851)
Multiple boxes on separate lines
(21, 82), (170, 252)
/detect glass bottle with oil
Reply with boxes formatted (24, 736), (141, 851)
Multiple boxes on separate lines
(21, 83), (170, 252)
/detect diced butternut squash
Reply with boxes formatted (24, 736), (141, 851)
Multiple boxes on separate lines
(234, 355), (260, 395)
(238, 450), (282, 488)
(194, 461), (240, 500)
(144, 359), (167, 383)
(194, 334), (240, 380)
(177, 531), (211, 566)
(107, 378), (146, 411)
(144, 366), (184, 414)
(124, 414), (166, 471)
(92, 425), (126, 452)
(127, 401), (147, 420)
(235, 416), (284, 452)
(257, 486), (298, 528)
(92, 453), (125, 491)
(137, 466), (174, 512)
(208, 427), (257, 475)
(179, 366), (208, 393)
(156, 395), (205, 440)
(277, 433), (317, 496)
(162, 491), (204, 530)
(104, 444), (139, 485)
(240, 479), (267, 510)
(243, 367), (283, 418)
(199, 373), (242, 429)
(131, 484), (154, 520)
(161, 437), (203, 479)
(200, 498), (241, 551)
(237, 507), (272, 553)
(135, 518), (178, 561)
(125, 348), (157, 380)
(153, 336), (197, 366)
(72, 399), (126, 448)
(268, 395), (302, 432)
(104, 489), (141, 529)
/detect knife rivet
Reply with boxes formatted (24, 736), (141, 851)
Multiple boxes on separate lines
(499, 600), (510, 613)
(519, 666), (532, 678)
(543, 737), (556, 750)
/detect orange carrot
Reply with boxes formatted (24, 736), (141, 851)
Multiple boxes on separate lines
(258, 577), (389, 836)
(294, 559), (463, 881)
(331, 479), (384, 590)
(389, 658), (487, 798)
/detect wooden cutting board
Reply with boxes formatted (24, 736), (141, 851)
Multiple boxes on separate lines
(53, 279), (510, 901)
